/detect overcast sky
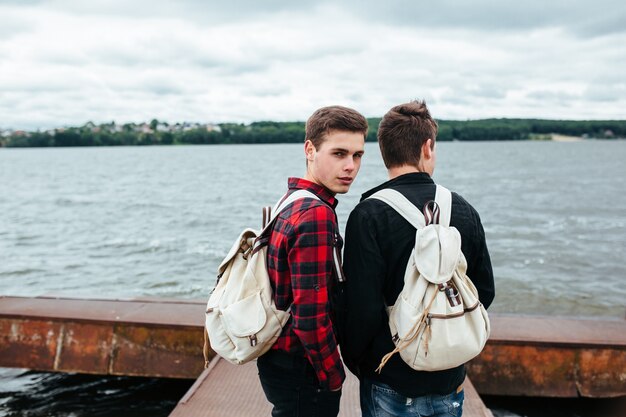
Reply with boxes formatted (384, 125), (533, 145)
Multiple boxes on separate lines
(1, 0), (625, 130)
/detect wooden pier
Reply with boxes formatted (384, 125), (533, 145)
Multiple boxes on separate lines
(1, 295), (625, 415)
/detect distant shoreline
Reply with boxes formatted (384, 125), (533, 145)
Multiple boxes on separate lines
(2, 118), (624, 147)
(550, 134), (584, 142)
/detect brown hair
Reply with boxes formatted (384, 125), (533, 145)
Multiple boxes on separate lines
(377, 100), (438, 169)
(305, 105), (368, 149)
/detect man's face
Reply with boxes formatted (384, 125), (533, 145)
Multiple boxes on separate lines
(304, 130), (365, 195)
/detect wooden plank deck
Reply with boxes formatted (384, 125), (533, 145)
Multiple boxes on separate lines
(169, 356), (493, 417)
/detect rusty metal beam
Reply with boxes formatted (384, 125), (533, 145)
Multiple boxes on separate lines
(0, 296), (208, 379)
(466, 314), (626, 398)
(1, 296), (625, 398)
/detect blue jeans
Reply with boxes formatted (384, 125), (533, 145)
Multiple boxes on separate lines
(257, 350), (341, 417)
(360, 378), (464, 417)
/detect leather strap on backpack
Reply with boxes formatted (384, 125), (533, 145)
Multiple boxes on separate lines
(375, 288), (438, 373)
(203, 327), (211, 368)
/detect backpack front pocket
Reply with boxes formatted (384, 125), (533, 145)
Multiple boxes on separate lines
(222, 291), (267, 337)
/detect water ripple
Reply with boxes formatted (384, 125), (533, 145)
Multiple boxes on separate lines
(1, 142), (625, 318)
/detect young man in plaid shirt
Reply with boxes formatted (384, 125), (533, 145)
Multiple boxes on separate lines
(257, 106), (368, 417)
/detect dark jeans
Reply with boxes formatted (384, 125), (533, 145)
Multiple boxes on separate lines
(257, 350), (341, 417)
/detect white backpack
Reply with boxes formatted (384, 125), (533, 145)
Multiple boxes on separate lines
(369, 184), (490, 372)
(204, 190), (335, 365)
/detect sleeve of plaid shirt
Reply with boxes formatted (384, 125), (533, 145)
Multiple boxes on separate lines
(287, 204), (346, 391)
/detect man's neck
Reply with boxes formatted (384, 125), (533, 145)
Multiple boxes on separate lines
(302, 174), (336, 197)
(387, 165), (421, 180)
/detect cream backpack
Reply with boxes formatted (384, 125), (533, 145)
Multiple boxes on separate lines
(369, 184), (490, 372)
(204, 190), (341, 366)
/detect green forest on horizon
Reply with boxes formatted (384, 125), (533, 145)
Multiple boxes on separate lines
(1, 118), (624, 148)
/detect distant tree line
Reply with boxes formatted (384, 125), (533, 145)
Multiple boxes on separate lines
(434, 119), (625, 141)
(1, 118), (624, 148)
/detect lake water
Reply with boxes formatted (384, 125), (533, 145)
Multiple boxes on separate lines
(1, 141), (625, 416)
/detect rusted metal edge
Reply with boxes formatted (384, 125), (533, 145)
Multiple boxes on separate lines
(485, 339), (626, 350)
(1, 296), (624, 397)
(487, 314), (626, 349)
(0, 296), (209, 379)
(0, 314), (202, 330)
(0, 296), (205, 328)
(467, 343), (626, 398)
(34, 295), (206, 305)
(3, 297), (624, 348)
(0, 316), (207, 379)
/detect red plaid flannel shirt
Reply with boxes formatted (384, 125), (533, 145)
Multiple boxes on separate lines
(266, 177), (346, 391)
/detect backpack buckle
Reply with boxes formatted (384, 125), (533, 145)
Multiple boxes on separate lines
(423, 200), (440, 225)
(241, 241), (253, 259)
(439, 282), (461, 307)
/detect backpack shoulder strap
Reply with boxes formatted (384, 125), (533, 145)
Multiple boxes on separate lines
(434, 184), (452, 227)
(368, 185), (453, 229)
(274, 189), (320, 216)
(260, 189), (343, 281)
(368, 188), (426, 229)
(261, 190), (319, 232)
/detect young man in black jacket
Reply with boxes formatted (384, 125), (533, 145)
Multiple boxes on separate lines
(340, 100), (495, 417)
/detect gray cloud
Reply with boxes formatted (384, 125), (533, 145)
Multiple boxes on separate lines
(7, 1), (626, 36)
(575, 10), (626, 37)
(0, 6), (35, 39)
(0, 0), (42, 5)
(584, 84), (626, 102)
(526, 90), (581, 101)
(1, 0), (626, 130)
(40, 0), (314, 25)
(39, 0), (626, 35)
(348, 1), (626, 38)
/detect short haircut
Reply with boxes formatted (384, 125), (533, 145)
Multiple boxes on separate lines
(377, 100), (438, 169)
(305, 106), (368, 149)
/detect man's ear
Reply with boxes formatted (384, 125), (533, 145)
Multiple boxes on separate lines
(304, 140), (316, 161)
(422, 139), (433, 160)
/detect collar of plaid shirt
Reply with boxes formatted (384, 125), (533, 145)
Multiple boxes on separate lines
(287, 177), (338, 210)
